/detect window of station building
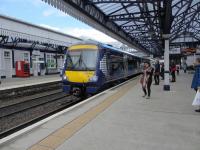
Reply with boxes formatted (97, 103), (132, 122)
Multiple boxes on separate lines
(4, 51), (10, 58)
(46, 54), (56, 68)
(23, 53), (29, 62)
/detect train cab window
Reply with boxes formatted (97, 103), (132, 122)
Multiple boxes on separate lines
(66, 49), (98, 71)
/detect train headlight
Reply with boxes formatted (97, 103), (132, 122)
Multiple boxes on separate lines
(89, 75), (98, 82)
(62, 75), (68, 81)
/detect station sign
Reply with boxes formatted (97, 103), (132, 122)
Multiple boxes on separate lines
(181, 48), (196, 55)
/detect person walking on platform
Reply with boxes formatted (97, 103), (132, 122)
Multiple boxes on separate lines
(140, 62), (154, 99)
(176, 65), (180, 75)
(160, 63), (164, 80)
(183, 63), (187, 73)
(191, 58), (200, 112)
(170, 61), (176, 82)
(154, 60), (160, 85)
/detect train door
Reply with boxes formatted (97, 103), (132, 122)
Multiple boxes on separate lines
(3, 50), (12, 78)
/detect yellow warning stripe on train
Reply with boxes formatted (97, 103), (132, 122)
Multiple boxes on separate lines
(65, 71), (95, 83)
(68, 45), (98, 50)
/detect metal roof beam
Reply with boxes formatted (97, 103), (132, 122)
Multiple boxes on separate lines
(42, 0), (151, 54)
(171, 3), (200, 41)
(89, 0), (157, 4)
(109, 14), (157, 21)
(162, 0), (172, 34)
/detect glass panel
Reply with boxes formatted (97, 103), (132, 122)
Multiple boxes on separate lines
(108, 54), (124, 77)
(46, 54), (56, 68)
(24, 53), (29, 61)
(4, 51), (10, 58)
(66, 49), (98, 71)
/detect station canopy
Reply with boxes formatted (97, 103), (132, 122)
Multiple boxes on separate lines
(43, 0), (200, 56)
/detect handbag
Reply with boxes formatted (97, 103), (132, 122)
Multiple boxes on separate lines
(140, 75), (144, 84)
(192, 91), (200, 106)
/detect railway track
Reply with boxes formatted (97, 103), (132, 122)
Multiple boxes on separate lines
(0, 74), (140, 139)
(0, 81), (61, 101)
(0, 89), (80, 139)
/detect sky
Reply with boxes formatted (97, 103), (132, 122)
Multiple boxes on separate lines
(0, 0), (117, 43)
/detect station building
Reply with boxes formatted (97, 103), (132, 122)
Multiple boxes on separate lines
(0, 15), (82, 78)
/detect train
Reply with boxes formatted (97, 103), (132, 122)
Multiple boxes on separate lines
(62, 42), (148, 97)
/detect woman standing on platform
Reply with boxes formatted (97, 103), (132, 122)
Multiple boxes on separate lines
(140, 62), (154, 99)
(191, 58), (200, 112)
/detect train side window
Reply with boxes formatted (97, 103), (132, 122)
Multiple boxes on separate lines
(109, 54), (124, 76)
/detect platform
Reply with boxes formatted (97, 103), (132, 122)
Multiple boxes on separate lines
(0, 72), (199, 150)
(0, 75), (61, 91)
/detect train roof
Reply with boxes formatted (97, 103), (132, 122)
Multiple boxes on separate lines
(70, 41), (145, 59)
(100, 43), (140, 58)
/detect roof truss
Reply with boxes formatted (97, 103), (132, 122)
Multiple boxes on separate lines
(42, 0), (200, 56)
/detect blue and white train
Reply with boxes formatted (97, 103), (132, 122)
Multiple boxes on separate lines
(62, 42), (147, 96)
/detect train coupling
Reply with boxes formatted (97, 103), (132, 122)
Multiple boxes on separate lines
(72, 87), (82, 97)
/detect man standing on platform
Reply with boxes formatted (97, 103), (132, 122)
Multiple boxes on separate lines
(191, 58), (200, 112)
(154, 60), (160, 85)
(170, 61), (176, 82)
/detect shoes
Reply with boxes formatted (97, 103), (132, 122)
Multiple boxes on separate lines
(195, 109), (200, 112)
(142, 95), (146, 98)
(146, 96), (150, 99)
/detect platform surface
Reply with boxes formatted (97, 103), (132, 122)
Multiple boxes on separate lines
(0, 75), (61, 91)
(0, 72), (199, 150)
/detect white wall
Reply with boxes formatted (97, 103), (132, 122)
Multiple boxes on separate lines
(57, 55), (64, 69)
(0, 49), (13, 78)
(14, 50), (30, 63)
(0, 49), (4, 77)
(186, 55), (200, 66)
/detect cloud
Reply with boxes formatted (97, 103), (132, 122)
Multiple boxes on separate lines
(62, 28), (117, 43)
(42, 9), (55, 17)
(42, 8), (68, 17)
(39, 24), (60, 31)
(31, 0), (44, 7)
(39, 24), (117, 43)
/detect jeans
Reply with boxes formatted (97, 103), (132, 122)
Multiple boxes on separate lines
(154, 74), (160, 85)
(171, 71), (176, 82)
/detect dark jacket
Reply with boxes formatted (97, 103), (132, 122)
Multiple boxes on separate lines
(154, 63), (160, 73)
(191, 64), (200, 90)
(147, 67), (154, 82)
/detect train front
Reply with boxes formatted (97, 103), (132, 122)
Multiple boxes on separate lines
(62, 44), (99, 96)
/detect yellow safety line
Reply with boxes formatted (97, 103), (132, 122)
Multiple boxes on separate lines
(28, 78), (138, 150)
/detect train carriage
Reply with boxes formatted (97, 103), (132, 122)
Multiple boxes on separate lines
(62, 42), (146, 96)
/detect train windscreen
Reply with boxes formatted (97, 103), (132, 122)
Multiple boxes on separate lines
(66, 49), (97, 71)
